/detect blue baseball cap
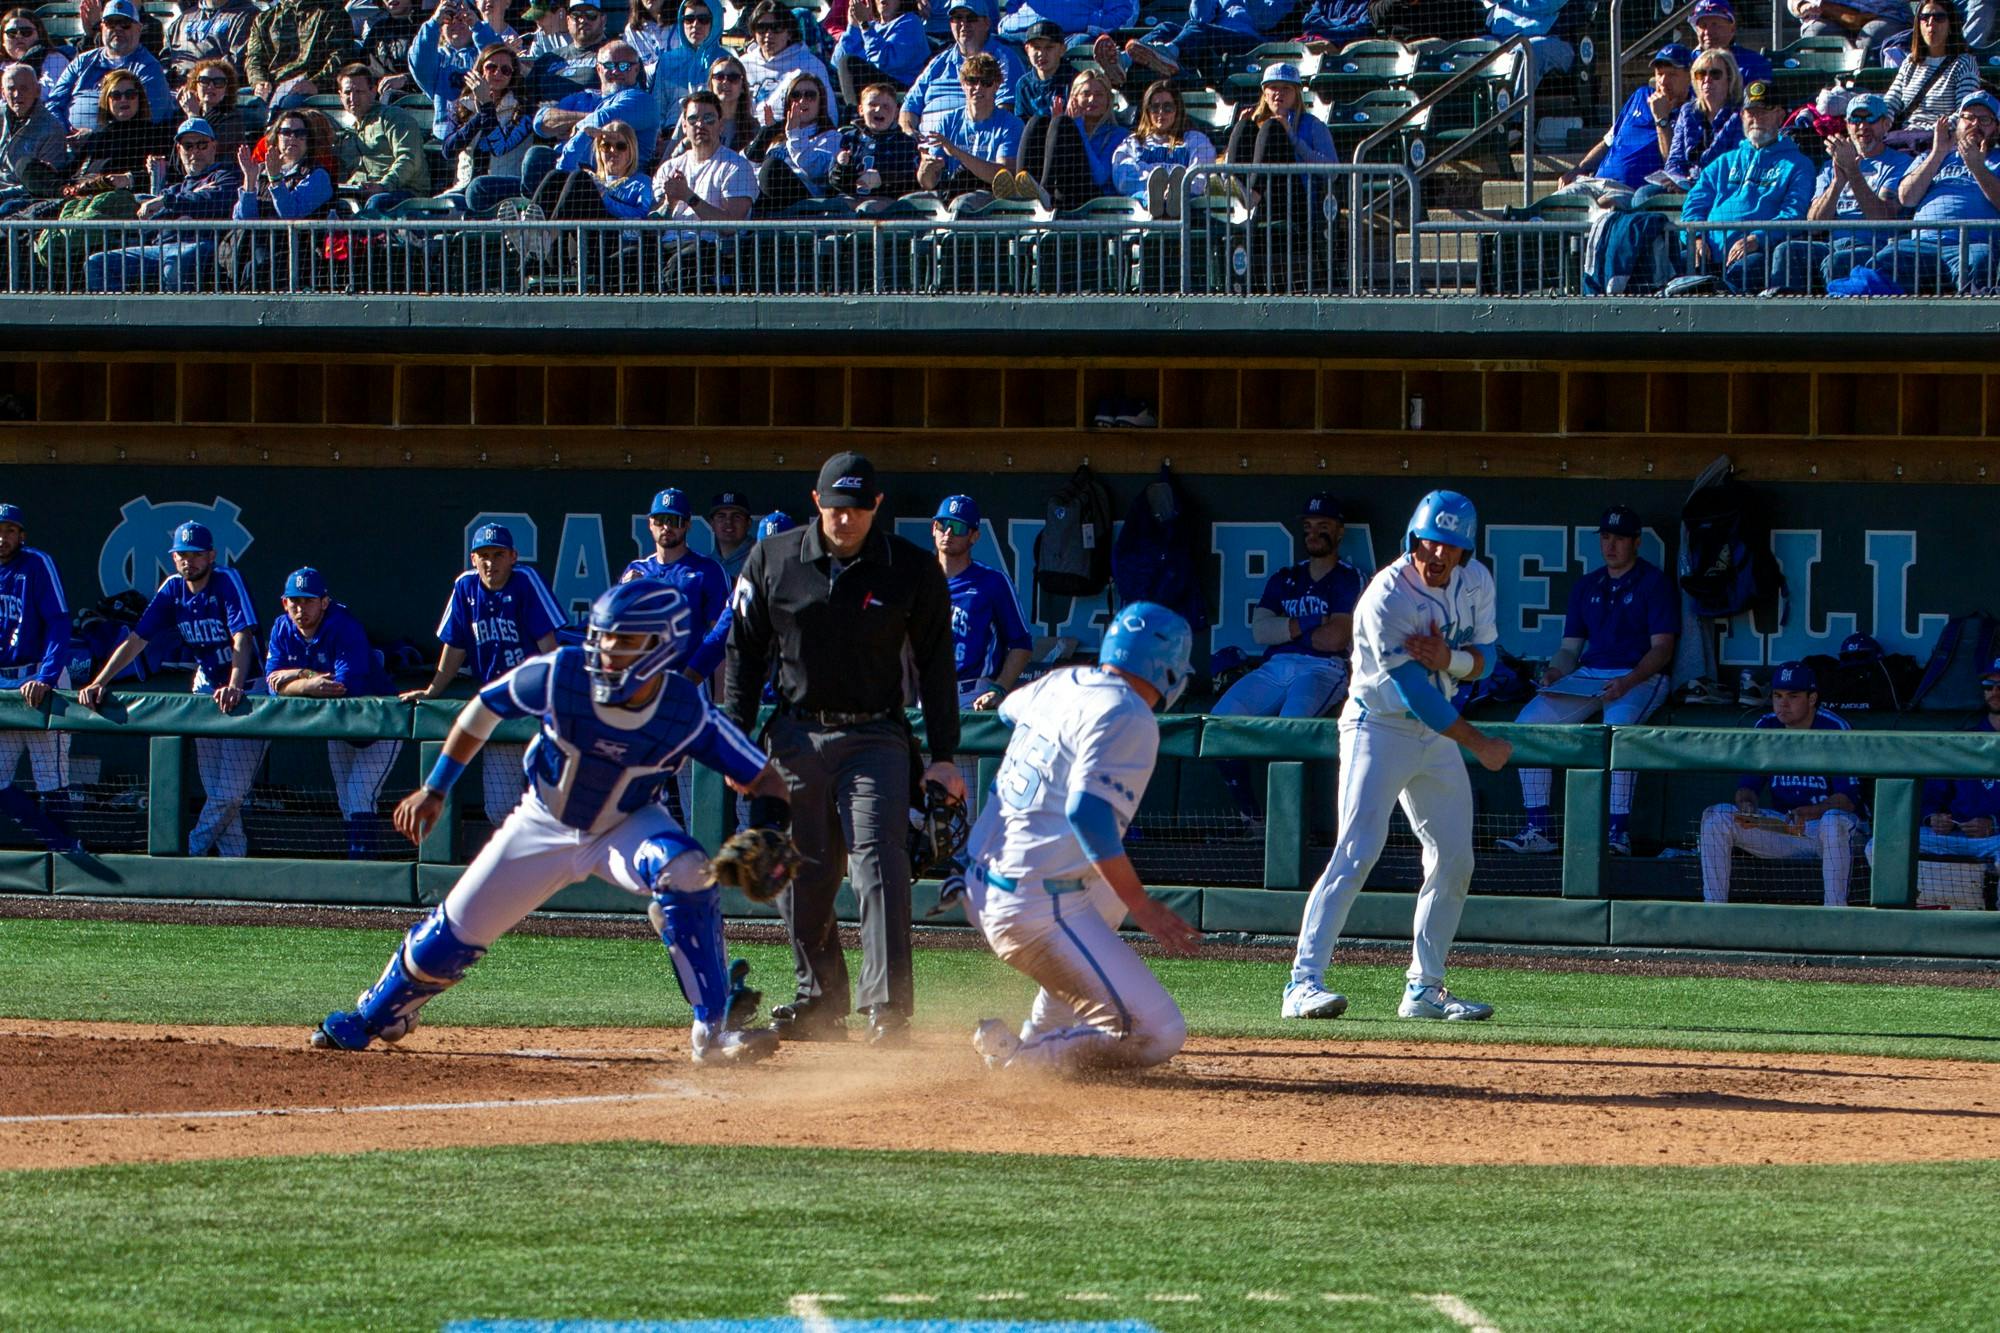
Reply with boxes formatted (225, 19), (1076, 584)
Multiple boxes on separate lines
(1652, 43), (1695, 68)
(1771, 660), (1817, 692)
(1262, 61), (1304, 86)
(649, 487), (691, 518)
(1691, 0), (1733, 19)
(1303, 492), (1343, 521)
(1982, 654), (2000, 684)
(757, 511), (796, 541)
(1838, 632), (1884, 663)
(175, 117), (216, 142)
(1959, 89), (2000, 118)
(172, 521), (213, 553)
(0, 503), (24, 527)
(1598, 505), (1641, 537)
(283, 567), (329, 599)
(934, 494), (980, 526)
(709, 490), (751, 515)
(469, 522), (515, 552)
(1844, 93), (1891, 124)
(99, 0), (140, 21)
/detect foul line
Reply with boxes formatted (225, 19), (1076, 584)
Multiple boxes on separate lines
(1420, 1293), (1502, 1332)
(0, 1091), (683, 1127)
(787, 1294), (839, 1333)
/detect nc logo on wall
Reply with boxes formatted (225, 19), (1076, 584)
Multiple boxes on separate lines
(98, 497), (254, 597)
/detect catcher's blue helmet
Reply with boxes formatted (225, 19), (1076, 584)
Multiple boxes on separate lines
(1100, 601), (1194, 711)
(1406, 489), (1477, 553)
(585, 579), (692, 704)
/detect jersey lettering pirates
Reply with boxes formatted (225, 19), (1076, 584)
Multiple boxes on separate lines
(136, 569), (260, 690)
(1345, 552), (1498, 726)
(970, 665), (1159, 883)
(478, 646), (767, 835)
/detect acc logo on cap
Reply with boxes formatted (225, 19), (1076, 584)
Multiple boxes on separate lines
(834, 474), (866, 490)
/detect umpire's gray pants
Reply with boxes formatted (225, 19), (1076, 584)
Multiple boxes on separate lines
(765, 714), (913, 1017)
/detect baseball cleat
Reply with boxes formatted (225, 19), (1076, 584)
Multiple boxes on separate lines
(1496, 826), (1558, 854)
(972, 1018), (1021, 1069)
(770, 997), (848, 1042)
(692, 1025), (781, 1066)
(310, 1010), (372, 1051)
(1608, 829), (1633, 856)
(1280, 980), (1349, 1020)
(1398, 984), (1494, 1022)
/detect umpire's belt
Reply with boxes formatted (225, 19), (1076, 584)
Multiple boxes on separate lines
(788, 707), (899, 728)
(981, 866), (1086, 896)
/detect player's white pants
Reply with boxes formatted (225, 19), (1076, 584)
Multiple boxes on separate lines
(1292, 712), (1475, 990)
(1864, 830), (2000, 908)
(185, 673), (267, 858)
(0, 665), (70, 793)
(1214, 655), (1350, 720)
(327, 739), (403, 818)
(967, 861), (1186, 1074)
(1514, 671), (1669, 816)
(480, 742), (528, 827)
(443, 797), (706, 947)
(1699, 806), (1863, 905)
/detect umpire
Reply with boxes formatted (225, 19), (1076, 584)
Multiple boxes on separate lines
(724, 451), (965, 1046)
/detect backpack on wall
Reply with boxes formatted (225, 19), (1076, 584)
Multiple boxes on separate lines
(1112, 464), (1210, 638)
(1034, 464), (1113, 599)
(1678, 469), (1786, 622)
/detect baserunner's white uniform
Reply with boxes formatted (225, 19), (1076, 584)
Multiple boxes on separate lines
(1291, 550), (1498, 990)
(964, 665), (1186, 1073)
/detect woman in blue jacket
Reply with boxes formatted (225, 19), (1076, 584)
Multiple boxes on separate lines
(1663, 47), (1743, 188)
(231, 107), (334, 287)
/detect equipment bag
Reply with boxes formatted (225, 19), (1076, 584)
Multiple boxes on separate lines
(1678, 469), (1786, 622)
(1910, 611), (2000, 711)
(1112, 464), (1210, 637)
(1034, 464), (1113, 599)
(1801, 652), (1924, 711)
(1582, 206), (1674, 296)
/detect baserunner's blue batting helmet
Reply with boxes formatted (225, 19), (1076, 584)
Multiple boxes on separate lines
(1406, 489), (1477, 553)
(585, 579), (692, 704)
(1100, 601), (1194, 711)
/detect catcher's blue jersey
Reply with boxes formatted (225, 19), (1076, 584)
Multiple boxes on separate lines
(478, 646), (767, 835)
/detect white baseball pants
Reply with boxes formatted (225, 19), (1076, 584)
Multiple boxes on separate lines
(0, 665), (69, 793)
(1214, 654), (1350, 720)
(328, 739), (403, 818)
(1699, 805), (1862, 905)
(187, 673), (267, 858)
(1864, 830), (2000, 909)
(1514, 671), (1669, 815)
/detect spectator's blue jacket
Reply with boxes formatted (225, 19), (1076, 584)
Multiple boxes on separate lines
(1078, 118), (1130, 189)
(998, 0), (1138, 38)
(834, 11), (930, 87)
(1187, 0), (1298, 38)
(903, 42), (1027, 128)
(1299, 0), (1374, 39)
(408, 13), (502, 135)
(1665, 96), (1742, 186)
(1014, 68), (1063, 118)
(233, 162), (334, 218)
(539, 86), (662, 169)
(1484, 0), (1565, 39)
(597, 170), (656, 217)
(46, 47), (174, 132)
(644, 0), (726, 123)
(155, 159), (245, 219)
(1681, 134), (1813, 254)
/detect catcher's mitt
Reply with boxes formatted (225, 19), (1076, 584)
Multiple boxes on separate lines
(908, 779), (970, 880)
(706, 827), (802, 903)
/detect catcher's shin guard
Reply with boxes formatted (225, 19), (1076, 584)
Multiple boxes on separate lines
(648, 885), (732, 1029)
(313, 908), (486, 1050)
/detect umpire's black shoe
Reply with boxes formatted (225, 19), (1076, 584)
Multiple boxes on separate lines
(770, 997), (848, 1042)
(861, 1005), (910, 1048)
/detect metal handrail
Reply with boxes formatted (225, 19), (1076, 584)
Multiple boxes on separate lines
(1174, 162), (1424, 295)
(1352, 33), (1536, 209)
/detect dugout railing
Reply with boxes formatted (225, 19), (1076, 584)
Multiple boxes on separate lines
(6, 691), (2000, 959)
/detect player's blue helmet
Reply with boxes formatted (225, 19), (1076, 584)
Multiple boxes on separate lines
(756, 511), (796, 541)
(1405, 490), (1477, 553)
(584, 579), (692, 705)
(1100, 601), (1194, 711)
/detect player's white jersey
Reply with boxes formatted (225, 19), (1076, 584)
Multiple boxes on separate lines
(1345, 552), (1497, 727)
(969, 665), (1160, 883)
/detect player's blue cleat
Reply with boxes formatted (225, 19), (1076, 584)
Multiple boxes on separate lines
(1398, 983), (1494, 1022)
(311, 1010), (373, 1050)
(308, 907), (486, 1051)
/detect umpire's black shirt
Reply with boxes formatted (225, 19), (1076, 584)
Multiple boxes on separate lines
(723, 519), (961, 765)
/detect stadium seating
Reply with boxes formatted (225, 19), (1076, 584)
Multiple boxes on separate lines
(1308, 39), (1418, 104)
(1762, 35), (1864, 106)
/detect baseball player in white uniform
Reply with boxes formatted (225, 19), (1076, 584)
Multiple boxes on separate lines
(1283, 491), (1514, 1024)
(964, 601), (1203, 1075)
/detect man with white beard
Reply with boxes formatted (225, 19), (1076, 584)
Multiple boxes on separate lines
(1679, 80), (1814, 292)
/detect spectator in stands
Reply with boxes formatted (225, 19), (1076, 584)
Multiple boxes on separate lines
(1001, 67), (1124, 207)
(447, 43), (537, 207)
(47, 0), (172, 133)
(1555, 44), (1691, 200)
(748, 67), (840, 211)
(246, 0), (359, 111)
(901, 0), (1022, 134)
(532, 0), (612, 97)
(998, 0), (1137, 48)
(1097, 0), (1296, 92)
(473, 0), (522, 46)
(1112, 79), (1215, 218)
(1662, 47), (1741, 188)
(177, 57), (250, 152)
(1298, 0), (1375, 45)
(707, 490), (754, 583)
(1690, 0), (1769, 87)
(1869, 89), (2000, 291)
(1223, 62), (1337, 180)
(3, 10), (71, 102)
(741, 1), (834, 126)
(74, 0), (166, 59)
(335, 62), (428, 206)
(1790, 0), (1905, 65)
(1882, 3), (1981, 137)
(833, 0), (927, 98)
(1697, 660), (1863, 906)
(84, 115), (243, 290)
(1009, 20), (1069, 120)
(265, 566), (405, 861)
(163, 0), (259, 82)
(1680, 81), (1813, 290)
(358, 0), (423, 93)
(652, 86), (755, 220)
(1484, 0), (1574, 92)
(67, 71), (172, 192)
(522, 0), (569, 47)
(915, 50), (1021, 195)
(635, 0), (721, 127)
(526, 112), (651, 219)
(534, 37), (658, 178)
(232, 108), (334, 282)
(827, 80), (920, 199)
(1866, 654), (2000, 899)
(704, 54), (756, 152)
(411, 0), (503, 138)
(1210, 493), (1361, 823)
(1766, 93), (1908, 292)
(0, 62), (67, 214)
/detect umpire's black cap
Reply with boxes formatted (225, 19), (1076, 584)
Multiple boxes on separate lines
(815, 451), (879, 508)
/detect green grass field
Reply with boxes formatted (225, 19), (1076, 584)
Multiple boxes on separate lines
(6, 917), (2000, 1331)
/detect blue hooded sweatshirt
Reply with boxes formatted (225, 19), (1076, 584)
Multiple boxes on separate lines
(1681, 134), (1815, 255)
(636, 0), (725, 125)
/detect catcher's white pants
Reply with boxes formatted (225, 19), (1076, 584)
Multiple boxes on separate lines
(327, 739), (403, 819)
(1293, 712), (1475, 990)
(1864, 830), (2000, 909)
(1699, 806), (1862, 905)
(0, 665), (69, 793)
(444, 796), (704, 947)
(967, 861), (1185, 1073)
(1514, 670), (1669, 816)
(480, 742), (528, 827)
(1214, 654), (1349, 720)
(188, 675), (268, 858)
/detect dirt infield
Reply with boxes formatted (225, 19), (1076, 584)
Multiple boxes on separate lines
(7, 1020), (1999, 1173)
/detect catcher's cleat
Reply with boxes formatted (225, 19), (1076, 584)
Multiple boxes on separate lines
(725, 957), (763, 1029)
(311, 1010), (373, 1051)
(692, 1023), (781, 1066)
